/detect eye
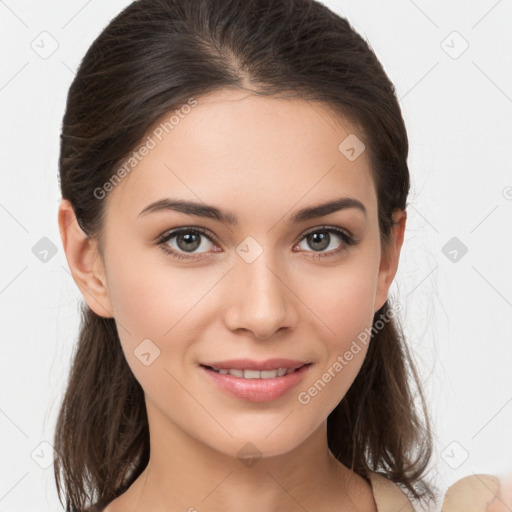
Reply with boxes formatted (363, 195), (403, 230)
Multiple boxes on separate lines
(156, 227), (219, 260)
(156, 225), (359, 261)
(294, 226), (358, 258)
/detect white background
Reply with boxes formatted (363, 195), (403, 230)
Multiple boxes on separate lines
(1, 1), (511, 510)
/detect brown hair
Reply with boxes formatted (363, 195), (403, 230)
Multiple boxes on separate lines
(54, 0), (435, 509)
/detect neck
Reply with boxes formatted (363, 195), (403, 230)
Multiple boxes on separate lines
(125, 402), (365, 512)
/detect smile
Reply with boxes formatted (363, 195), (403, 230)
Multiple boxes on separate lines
(206, 366), (302, 378)
(199, 363), (313, 402)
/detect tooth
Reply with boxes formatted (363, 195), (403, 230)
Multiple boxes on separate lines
(260, 370), (278, 378)
(286, 368), (295, 375)
(214, 368), (293, 378)
(243, 369), (261, 379)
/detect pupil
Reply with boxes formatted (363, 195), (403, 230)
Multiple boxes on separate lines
(178, 232), (200, 252)
(309, 231), (329, 251)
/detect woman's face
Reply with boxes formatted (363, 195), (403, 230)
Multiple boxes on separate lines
(73, 88), (404, 459)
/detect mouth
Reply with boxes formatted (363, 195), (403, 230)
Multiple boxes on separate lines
(200, 363), (310, 379)
(199, 362), (313, 402)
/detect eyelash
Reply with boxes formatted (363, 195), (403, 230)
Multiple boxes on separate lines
(156, 225), (359, 261)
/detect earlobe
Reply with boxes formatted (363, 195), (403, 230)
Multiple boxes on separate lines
(57, 199), (114, 318)
(373, 209), (407, 313)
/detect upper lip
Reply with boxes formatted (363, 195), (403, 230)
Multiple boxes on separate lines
(200, 359), (311, 371)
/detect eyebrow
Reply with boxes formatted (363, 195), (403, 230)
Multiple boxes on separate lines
(138, 196), (367, 224)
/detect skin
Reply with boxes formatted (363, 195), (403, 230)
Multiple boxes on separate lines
(486, 475), (512, 511)
(58, 88), (407, 512)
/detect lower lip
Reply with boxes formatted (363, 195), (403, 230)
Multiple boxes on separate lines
(200, 364), (312, 402)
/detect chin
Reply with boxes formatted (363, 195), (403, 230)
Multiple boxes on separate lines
(210, 425), (315, 461)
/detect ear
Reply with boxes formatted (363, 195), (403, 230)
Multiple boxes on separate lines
(373, 208), (407, 313)
(58, 199), (114, 318)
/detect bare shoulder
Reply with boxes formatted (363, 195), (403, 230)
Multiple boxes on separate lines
(338, 468), (378, 511)
(442, 473), (512, 512)
(366, 471), (414, 511)
(350, 471), (378, 511)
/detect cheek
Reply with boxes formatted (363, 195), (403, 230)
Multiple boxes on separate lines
(106, 239), (209, 333)
(298, 278), (376, 415)
(303, 259), (378, 338)
(297, 258), (378, 401)
(105, 243), (223, 383)
(105, 253), (200, 403)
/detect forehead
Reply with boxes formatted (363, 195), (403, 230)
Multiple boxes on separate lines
(106, 89), (377, 224)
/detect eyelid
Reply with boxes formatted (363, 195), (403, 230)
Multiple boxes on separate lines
(155, 226), (223, 262)
(156, 225), (218, 245)
(156, 224), (358, 260)
(157, 224), (354, 245)
(296, 224), (354, 244)
(156, 226), (214, 249)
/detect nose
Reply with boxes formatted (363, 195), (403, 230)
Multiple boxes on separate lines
(223, 250), (298, 340)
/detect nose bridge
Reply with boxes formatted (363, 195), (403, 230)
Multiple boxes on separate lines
(224, 242), (296, 338)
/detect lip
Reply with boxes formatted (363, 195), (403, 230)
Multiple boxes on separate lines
(200, 358), (309, 371)
(199, 362), (312, 402)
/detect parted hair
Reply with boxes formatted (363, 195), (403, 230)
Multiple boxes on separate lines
(54, 0), (435, 509)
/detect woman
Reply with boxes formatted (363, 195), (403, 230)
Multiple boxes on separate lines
(54, 0), (507, 510)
